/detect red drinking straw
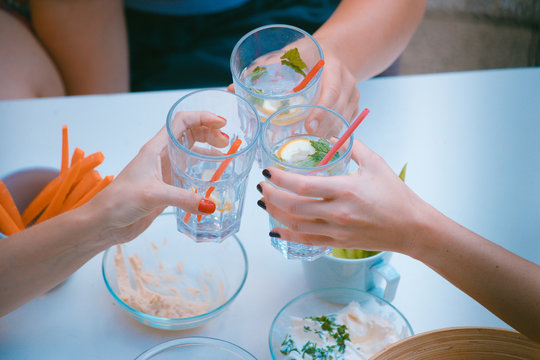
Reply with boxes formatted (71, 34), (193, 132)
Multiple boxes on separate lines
(316, 108), (370, 166)
(293, 59), (325, 93)
(184, 138), (243, 223)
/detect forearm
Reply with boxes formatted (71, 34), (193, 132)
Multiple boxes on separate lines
(409, 203), (540, 342)
(0, 203), (111, 316)
(30, 0), (129, 95)
(314, 0), (426, 80)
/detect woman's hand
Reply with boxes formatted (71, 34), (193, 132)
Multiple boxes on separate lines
(227, 50), (360, 137)
(258, 140), (425, 253)
(89, 112), (229, 245)
(306, 51), (360, 134)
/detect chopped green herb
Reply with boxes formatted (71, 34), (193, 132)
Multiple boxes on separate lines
(280, 334), (299, 355)
(281, 48), (307, 77)
(250, 66), (267, 82)
(280, 314), (351, 359)
(307, 315), (351, 353)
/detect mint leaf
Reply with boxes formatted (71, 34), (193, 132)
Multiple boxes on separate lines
(308, 138), (338, 164)
(280, 48), (307, 77)
(250, 66), (267, 82)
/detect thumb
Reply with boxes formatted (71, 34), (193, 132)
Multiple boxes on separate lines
(154, 184), (216, 215)
(227, 84), (235, 93)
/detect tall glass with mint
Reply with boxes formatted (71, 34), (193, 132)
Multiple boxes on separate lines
(231, 24), (324, 125)
(260, 105), (352, 261)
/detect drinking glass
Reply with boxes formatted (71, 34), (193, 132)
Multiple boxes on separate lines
(260, 105), (352, 260)
(167, 89), (260, 242)
(231, 24), (324, 131)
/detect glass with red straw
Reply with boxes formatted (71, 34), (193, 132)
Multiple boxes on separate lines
(167, 89), (260, 242)
(260, 104), (358, 261)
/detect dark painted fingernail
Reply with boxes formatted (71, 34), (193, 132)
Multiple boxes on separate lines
(269, 231), (281, 238)
(220, 131), (229, 139)
(262, 169), (271, 179)
(257, 199), (266, 210)
(256, 183), (263, 194)
(217, 115), (227, 121)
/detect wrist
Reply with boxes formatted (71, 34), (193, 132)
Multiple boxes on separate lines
(404, 196), (455, 264)
(397, 192), (443, 260)
(69, 197), (116, 251)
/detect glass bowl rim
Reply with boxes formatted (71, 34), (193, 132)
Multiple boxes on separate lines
(134, 336), (257, 360)
(101, 213), (249, 325)
(268, 286), (414, 358)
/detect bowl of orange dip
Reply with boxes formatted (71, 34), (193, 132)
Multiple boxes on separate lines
(102, 210), (248, 330)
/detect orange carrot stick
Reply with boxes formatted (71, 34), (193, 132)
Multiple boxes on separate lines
(71, 175), (113, 210)
(70, 147), (85, 167)
(21, 176), (61, 227)
(62, 170), (101, 212)
(61, 125), (69, 176)
(197, 138), (242, 222)
(0, 179), (24, 230)
(21, 151), (105, 226)
(205, 138), (242, 198)
(35, 160), (83, 224)
(293, 59), (325, 93)
(0, 203), (20, 235)
(185, 139), (243, 223)
(77, 151), (105, 175)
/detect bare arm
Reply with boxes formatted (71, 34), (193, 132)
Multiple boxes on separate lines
(314, 0), (426, 80)
(30, 0), (129, 95)
(0, 114), (230, 316)
(259, 140), (540, 343)
(301, 0), (425, 131)
(411, 207), (540, 343)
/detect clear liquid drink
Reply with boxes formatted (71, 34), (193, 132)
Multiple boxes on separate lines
(260, 105), (352, 260)
(167, 89), (260, 242)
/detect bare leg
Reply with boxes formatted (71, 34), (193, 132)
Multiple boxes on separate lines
(0, 9), (65, 100)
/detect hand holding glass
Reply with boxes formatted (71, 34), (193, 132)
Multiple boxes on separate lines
(260, 104), (352, 260)
(167, 89), (260, 242)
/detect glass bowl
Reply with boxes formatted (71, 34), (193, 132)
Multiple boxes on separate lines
(102, 211), (248, 330)
(269, 287), (413, 359)
(135, 337), (257, 359)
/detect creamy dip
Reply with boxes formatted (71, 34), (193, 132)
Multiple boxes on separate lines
(281, 301), (403, 359)
(114, 244), (223, 318)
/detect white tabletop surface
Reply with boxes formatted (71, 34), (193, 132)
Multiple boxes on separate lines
(0, 68), (539, 359)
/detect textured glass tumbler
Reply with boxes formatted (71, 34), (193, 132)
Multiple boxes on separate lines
(167, 89), (260, 242)
(260, 104), (352, 260)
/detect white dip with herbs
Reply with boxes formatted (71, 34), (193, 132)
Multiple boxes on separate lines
(280, 301), (403, 359)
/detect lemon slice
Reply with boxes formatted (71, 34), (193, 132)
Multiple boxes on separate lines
(276, 138), (315, 164)
(209, 193), (233, 213)
(258, 96), (306, 122)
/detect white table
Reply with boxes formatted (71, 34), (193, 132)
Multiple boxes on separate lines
(1, 68), (539, 359)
